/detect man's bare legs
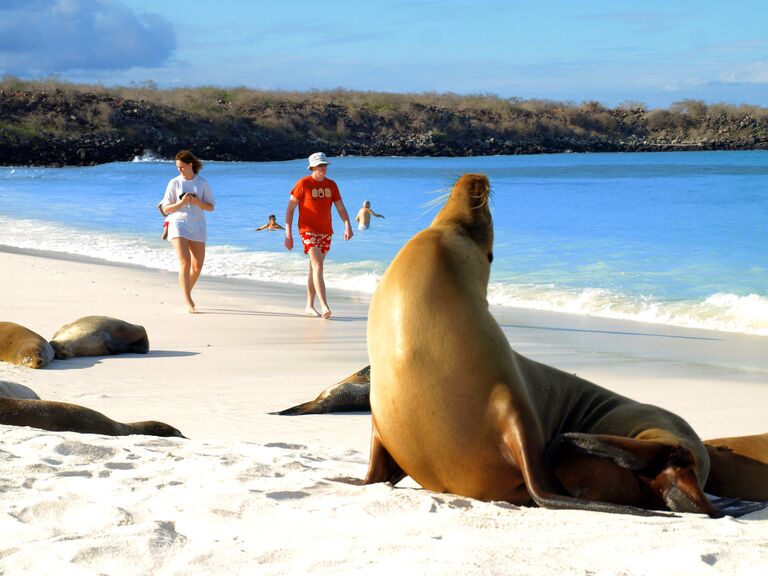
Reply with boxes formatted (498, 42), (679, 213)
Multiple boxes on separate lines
(172, 237), (206, 313)
(306, 247), (331, 319)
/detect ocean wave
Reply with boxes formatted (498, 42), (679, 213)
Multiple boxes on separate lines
(487, 283), (768, 336)
(1, 216), (765, 336)
(131, 151), (167, 163)
(0, 216), (385, 295)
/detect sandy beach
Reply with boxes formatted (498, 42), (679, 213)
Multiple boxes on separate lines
(1, 245), (767, 575)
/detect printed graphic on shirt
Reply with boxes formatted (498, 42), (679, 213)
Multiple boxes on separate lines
(311, 187), (333, 198)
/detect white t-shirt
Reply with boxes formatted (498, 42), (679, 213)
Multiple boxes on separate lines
(161, 174), (215, 242)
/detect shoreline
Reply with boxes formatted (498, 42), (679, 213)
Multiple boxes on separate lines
(1, 245), (767, 574)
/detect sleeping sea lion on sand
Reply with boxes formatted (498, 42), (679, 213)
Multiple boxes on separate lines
(51, 316), (149, 359)
(275, 366), (371, 415)
(0, 394), (184, 438)
(0, 322), (55, 369)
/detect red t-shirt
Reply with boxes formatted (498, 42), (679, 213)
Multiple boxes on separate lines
(290, 175), (341, 235)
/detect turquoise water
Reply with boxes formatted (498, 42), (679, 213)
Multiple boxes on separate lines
(1, 151), (766, 335)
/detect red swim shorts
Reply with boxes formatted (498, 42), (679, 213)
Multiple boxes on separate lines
(300, 231), (332, 254)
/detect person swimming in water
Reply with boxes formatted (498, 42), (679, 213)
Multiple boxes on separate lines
(355, 200), (385, 230)
(256, 214), (285, 231)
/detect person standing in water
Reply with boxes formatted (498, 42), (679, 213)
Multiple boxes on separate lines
(284, 152), (353, 319)
(160, 150), (215, 314)
(355, 200), (385, 230)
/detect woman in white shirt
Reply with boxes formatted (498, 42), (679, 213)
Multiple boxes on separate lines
(160, 150), (215, 313)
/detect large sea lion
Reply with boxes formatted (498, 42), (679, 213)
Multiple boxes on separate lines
(50, 316), (149, 359)
(0, 396), (184, 438)
(362, 173), (724, 516)
(0, 322), (55, 368)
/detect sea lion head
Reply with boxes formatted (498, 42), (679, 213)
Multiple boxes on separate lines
(128, 420), (187, 438)
(431, 174), (493, 262)
(18, 339), (55, 369)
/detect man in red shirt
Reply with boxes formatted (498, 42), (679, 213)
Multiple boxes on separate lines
(285, 152), (353, 319)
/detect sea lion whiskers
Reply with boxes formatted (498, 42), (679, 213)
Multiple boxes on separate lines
(416, 187), (452, 221)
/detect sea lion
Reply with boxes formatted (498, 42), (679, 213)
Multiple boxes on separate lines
(703, 433), (768, 501)
(363, 173), (722, 517)
(276, 366), (371, 415)
(0, 322), (55, 369)
(0, 397), (184, 438)
(50, 316), (149, 359)
(0, 380), (41, 400)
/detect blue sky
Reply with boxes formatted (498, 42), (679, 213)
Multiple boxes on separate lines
(1, 0), (766, 108)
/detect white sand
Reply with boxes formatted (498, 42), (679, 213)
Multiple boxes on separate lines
(1, 246), (767, 575)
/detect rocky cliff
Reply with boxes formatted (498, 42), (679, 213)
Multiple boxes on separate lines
(1, 83), (766, 166)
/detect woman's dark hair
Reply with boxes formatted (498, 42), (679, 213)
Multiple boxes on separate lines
(175, 150), (203, 174)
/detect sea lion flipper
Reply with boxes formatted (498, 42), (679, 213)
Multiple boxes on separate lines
(274, 400), (320, 416)
(501, 424), (666, 516)
(547, 433), (723, 517)
(546, 433), (647, 471)
(363, 420), (406, 486)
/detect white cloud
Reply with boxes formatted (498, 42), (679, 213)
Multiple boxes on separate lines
(0, 0), (175, 74)
(720, 62), (768, 85)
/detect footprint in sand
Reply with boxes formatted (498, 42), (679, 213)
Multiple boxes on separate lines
(104, 462), (136, 470)
(11, 495), (133, 533)
(265, 491), (312, 501)
(53, 440), (117, 463)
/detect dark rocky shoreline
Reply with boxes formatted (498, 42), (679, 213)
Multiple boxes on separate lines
(1, 84), (767, 167)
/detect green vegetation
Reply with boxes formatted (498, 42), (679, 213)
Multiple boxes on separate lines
(1, 76), (767, 166)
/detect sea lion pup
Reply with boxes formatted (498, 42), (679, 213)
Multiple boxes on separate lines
(0, 322), (55, 368)
(703, 433), (768, 501)
(50, 316), (149, 359)
(363, 173), (721, 517)
(275, 365), (371, 415)
(0, 397), (185, 438)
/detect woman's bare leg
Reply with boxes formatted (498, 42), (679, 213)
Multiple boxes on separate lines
(172, 237), (197, 313)
(188, 241), (206, 290)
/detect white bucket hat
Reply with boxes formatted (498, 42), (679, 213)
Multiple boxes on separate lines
(307, 152), (329, 169)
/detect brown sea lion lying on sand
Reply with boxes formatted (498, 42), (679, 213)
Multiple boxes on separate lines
(0, 381), (184, 438)
(50, 315), (149, 359)
(0, 322), (54, 369)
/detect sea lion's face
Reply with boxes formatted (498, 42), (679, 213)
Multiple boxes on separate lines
(18, 341), (51, 368)
(432, 173), (494, 263)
